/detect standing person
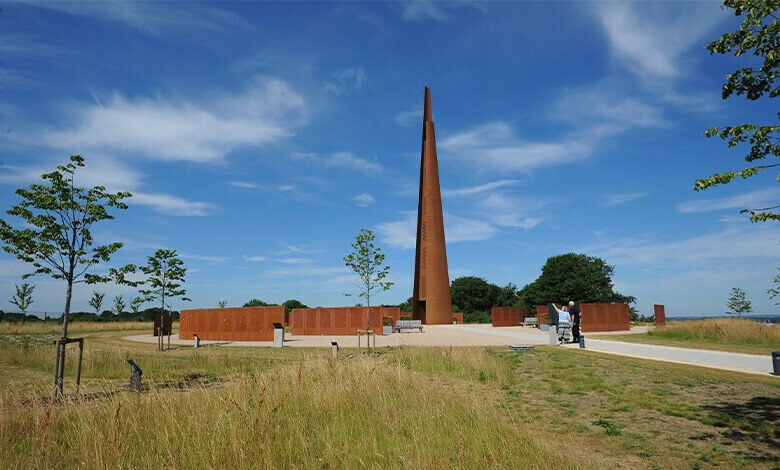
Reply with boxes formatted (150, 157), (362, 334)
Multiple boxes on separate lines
(569, 301), (581, 344)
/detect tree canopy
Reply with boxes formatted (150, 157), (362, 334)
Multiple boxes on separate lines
(726, 286), (753, 317)
(449, 277), (517, 323)
(694, 0), (780, 221)
(516, 253), (635, 309)
(135, 249), (191, 314)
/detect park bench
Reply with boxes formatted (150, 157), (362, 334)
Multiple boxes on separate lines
(394, 319), (424, 333)
(521, 317), (538, 328)
(509, 344), (534, 352)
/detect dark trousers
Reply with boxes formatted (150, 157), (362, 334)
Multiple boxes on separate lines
(573, 324), (580, 341)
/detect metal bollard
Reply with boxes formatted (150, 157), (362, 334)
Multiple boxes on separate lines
(127, 359), (143, 391)
(579, 335), (585, 349)
(193, 333), (200, 348)
(331, 342), (339, 359)
(773, 351), (780, 376)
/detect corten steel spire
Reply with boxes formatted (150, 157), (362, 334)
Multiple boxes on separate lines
(412, 87), (452, 324)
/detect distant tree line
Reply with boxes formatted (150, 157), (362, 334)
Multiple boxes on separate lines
(0, 307), (179, 323)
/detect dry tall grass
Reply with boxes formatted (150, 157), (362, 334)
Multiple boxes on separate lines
(0, 348), (565, 469)
(648, 318), (780, 348)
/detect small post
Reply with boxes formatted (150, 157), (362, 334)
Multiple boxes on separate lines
(273, 323), (284, 348)
(193, 333), (200, 348)
(579, 335), (585, 349)
(75, 338), (84, 394)
(127, 359), (143, 391)
(548, 325), (558, 345)
(331, 341), (339, 359)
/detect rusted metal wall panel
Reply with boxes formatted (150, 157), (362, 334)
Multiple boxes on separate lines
(654, 304), (666, 327)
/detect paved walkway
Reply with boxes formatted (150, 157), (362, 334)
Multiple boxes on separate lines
(452, 325), (775, 376)
(127, 324), (777, 376)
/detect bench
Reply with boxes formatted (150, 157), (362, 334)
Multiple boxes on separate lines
(521, 317), (538, 328)
(394, 319), (424, 333)
(509, 344), (534, 352)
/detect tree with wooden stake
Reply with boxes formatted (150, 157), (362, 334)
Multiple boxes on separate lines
(343, 228), (393, 331)
(9, 282), (35, 320)
(0, 155), (132, 399)
(134, 249), (190, 348)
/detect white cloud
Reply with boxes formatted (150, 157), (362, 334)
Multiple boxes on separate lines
(131, 192), (215, 216)
(443, 180), (521, 197)
(230, 181), (260, 189)
(182, 253), (230, 264)
(589, 224), (780, 270)
(292, 151), (383, 174)
(395, 105), (422, 127)
(605, 192), (648, 207)
(26, 1), (250, 40)
(593, 2), (725, 80)
(242, 255), (267, 263)
(554, 90), (666, 130)
(439, 122), (593, 173)
(377, 211), (498, 250)
(401, 1), (454, 22)
(354, 193), (375, 206)
(45, 77), (307, 163)
(323, 67), (368, 95)
(678, 188), (780, 214)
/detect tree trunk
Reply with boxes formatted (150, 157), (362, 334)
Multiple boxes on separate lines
(54, 279), (73, 399)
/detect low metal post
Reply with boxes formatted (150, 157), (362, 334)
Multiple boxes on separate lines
(331, 342), (338, 359)
(193, 334), (200, 348)
(549, 326), (558, 345)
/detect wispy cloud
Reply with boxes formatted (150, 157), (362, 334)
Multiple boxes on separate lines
(26, 1), (250, 40)
(0, 154), (212, 216)
(132, 193), (215, 216)
(354, 193), (375, 206)
(242, 255), (268, 263)
(292, 151), (383, 174)
(593, 2), (725, 80)
(439, 122), (593, 173)
(229, 181), (260, 189)
(395, 105), (421, 127)
(401, 1), (454, 22)
(678, 188), (780, 214)
(323, 67), (368, 95)
(44, 77), (307, 163)
(182, 253), (230, 264)
(377, 211), (498, 250)
(443, 179), (521, 197)
(605, 192), (648, 207)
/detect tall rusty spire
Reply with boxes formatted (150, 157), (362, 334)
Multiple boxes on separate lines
(412, 87), (452, 325)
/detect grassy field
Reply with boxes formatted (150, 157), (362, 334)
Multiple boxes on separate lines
(592, 318), (780, 355)
(0, 322), (778, 469)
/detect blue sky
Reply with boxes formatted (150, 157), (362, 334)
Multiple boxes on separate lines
(1, 1), (778, 317)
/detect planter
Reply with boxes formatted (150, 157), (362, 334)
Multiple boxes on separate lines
(382, 326), (393, 335)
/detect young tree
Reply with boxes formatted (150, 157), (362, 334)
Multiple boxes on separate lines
(129, 296), (144, 316)
(9, 282), (35, 315)
(89, 291), (105, 315)
(768, 267), (780, 305)
(343, 228), (393, 330)
(218, 300), (228, 308)
(0, 155), (131, 398)
(137, 249), (191, 315)
(694, 0), (780, 221)
(726, 286), (753, 317)
(113, 295), (126, 316)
